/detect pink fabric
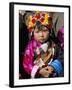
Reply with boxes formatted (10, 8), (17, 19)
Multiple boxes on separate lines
(58, 27), (64, 49)
(31, 65), (39, 78)
(23, 38), (41, 75)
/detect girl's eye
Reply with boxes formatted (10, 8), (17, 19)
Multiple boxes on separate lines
(35, 31), (39, 33)
(43, 29), (48, 32)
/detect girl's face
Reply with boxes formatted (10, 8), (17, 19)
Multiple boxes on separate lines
(33, 26), (49, 43)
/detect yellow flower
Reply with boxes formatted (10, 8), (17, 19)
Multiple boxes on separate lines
(28, 21), (34, 28)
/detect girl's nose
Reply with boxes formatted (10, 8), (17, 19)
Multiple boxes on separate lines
(39, 31), (43, 37)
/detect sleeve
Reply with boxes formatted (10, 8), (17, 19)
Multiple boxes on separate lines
(23, 43), (40, 78)
(50, 59), (63, 76)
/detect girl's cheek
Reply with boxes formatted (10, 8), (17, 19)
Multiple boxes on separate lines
(34, 33), (39, 39)
(35, 34), (38, 38)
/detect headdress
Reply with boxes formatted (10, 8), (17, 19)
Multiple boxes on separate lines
(26, 11), (53, 32)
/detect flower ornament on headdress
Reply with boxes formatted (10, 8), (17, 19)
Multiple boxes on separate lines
(27, 12), (53, 32)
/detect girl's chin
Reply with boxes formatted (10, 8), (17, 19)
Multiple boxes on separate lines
(39, 40), (46, 44)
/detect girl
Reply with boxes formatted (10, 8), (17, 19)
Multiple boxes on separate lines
(23, 12), (63, 78)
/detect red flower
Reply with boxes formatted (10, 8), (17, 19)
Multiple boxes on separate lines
(32, 18), (36, 24)
(40, 17), (45, 22)
(28, 27), (33, 32)
(42, 13), (45, 17)
(36, 14), (40, 19)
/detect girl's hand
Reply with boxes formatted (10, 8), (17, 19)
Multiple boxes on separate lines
(46, 66), (54, 74)
(39, 66), (54, 77)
